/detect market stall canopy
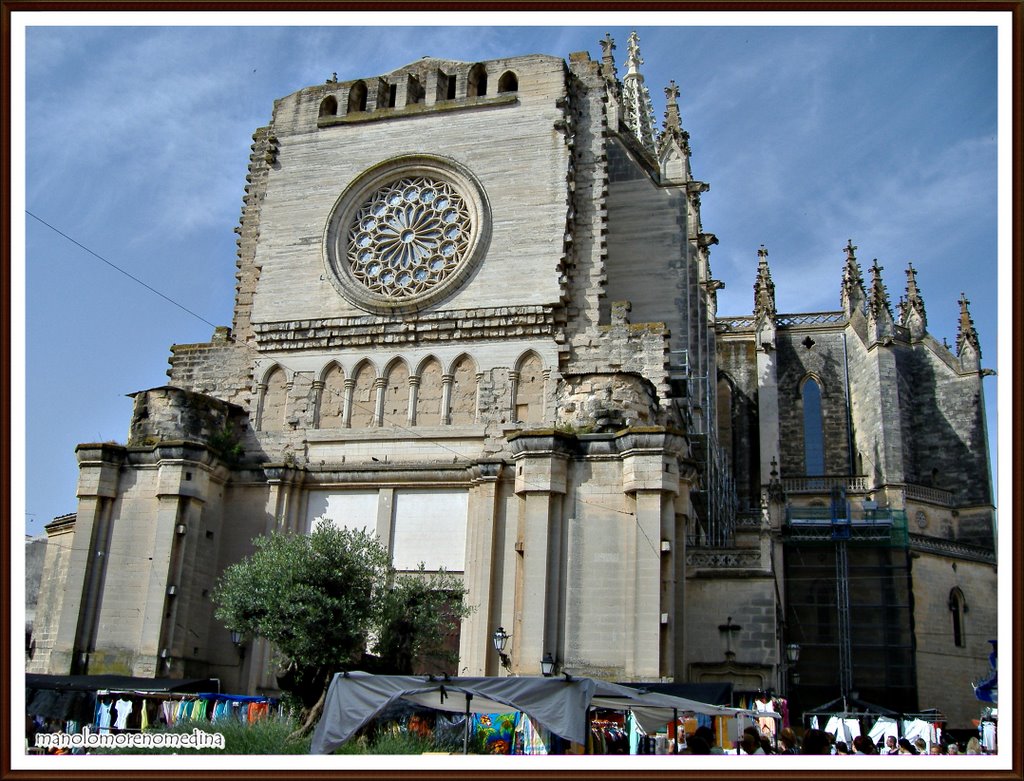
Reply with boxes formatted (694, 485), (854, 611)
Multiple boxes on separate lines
(310, 672), (766, 754)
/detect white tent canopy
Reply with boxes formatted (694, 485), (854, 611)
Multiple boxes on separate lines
(310, 672), (769, 754)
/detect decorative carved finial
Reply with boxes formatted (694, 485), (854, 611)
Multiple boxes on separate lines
(957, 292), (981, 364)
(663, 80), (682, 132)
(867, 260), (895, 343)
(840, 239), (866, 317)
(901, 262), (927, 337)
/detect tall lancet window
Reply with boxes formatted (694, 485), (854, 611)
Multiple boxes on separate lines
(802, 377), (825, 476)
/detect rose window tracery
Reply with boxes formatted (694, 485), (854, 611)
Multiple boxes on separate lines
(348, 177), (472, 299)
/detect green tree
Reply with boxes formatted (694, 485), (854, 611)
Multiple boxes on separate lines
(213, 520), (469, 737)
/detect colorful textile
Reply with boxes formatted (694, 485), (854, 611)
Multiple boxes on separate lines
(472, 713), (519, 754)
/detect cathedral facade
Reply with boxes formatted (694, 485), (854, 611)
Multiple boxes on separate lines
(30, 34), (996, 728)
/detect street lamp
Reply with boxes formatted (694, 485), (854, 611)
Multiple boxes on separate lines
(783, 642), (800, 690)
(492, 626), (511, 673)
(785, 643), (801, 665)
(540, 652), (556, 677)
(230, 630), (246, 662)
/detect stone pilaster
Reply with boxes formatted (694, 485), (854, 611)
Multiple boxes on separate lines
(459, 461), (506, 674)
(509, 432), (571, 675)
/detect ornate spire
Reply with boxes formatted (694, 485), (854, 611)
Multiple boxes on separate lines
(867, 259), (895, 342)
(840, 239), (866, 317)
(753, 245), (777, 320)
(620, 30), (658, 154)
(900, 262), (927, 338)
(956, 292), (981, 367)
(657, 80), (692, 181)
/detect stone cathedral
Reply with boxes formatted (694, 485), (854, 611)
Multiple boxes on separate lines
(30, 33), (996, 728)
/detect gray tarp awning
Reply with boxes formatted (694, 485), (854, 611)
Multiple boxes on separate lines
(310, 673), (765, 754)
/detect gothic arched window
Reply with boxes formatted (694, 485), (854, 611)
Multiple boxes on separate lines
(802, 377), (825, 476)
(348, 81), (367, 113)
(467, 63), (487, 97)
(497, 70), (518, 93)
(319, 95), (338, 118)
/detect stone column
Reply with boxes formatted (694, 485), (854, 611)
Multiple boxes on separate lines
(342, 378), (355, 428)
(441, 374), (454, 425)
(311, 380), (325, 428)
(254, 383), (268, 430)
(508, 371), (520, 423)
(407, 377), (420, 426)
(373, 378), (387, 427)
(474, 372), (484, 424)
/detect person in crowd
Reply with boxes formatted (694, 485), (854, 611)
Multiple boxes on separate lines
(947, 743), (960, 754)
(686, 735), (711, 754)
(835, 741), (850, 755)
(800, 729), (832, 755)
(740, 733), (765, 755)
(779, 727), (799, 754)
(965, 737), (982, 755)
(914, 738), (928, 754)
(852, 735), (875, 754)
(885, 735), (899, 754)
(693, 726), (724, 755)
(898, 738), (919, 755)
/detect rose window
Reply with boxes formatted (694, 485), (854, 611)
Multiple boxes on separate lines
(347, 177), (473, 299)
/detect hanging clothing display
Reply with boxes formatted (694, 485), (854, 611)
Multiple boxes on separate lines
(96, 700), (112, 735)
(113, 698), (133, 730)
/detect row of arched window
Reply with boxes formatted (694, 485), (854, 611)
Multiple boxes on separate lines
(256, 352), (546, 432)
(319, 65), (519, 119)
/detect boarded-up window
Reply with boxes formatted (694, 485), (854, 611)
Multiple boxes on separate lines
(450, 355), (477, 425)
(261, 367), (288, 432)
(383, 362), (410, 427)
(307, 490), (379, 536)
(319, 364), (345, 428)
(350, 363), (377, 429)
(391, 490), (468, 571)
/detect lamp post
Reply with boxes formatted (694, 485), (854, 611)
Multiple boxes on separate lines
(492, 626), (512, 674)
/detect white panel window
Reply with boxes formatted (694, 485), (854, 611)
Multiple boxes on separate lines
(391, 490), (468, 571)
(306, 490), (379, 536)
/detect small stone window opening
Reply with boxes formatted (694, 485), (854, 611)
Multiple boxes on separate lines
(387, 83), (398, 108)
(319, 95), (338, 118)
(406, 74), (425, 105)
(949, 588), (967, 648)
(348, 81), (367, 113)
(497, 70), (518, 93)
(435, 70), (454, 102)
(467, 63), (487, 98)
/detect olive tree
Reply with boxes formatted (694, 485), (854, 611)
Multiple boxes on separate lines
(213, 519), (469, 736)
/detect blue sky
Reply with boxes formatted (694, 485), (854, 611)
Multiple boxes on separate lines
(14, 14), (1005, 537)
